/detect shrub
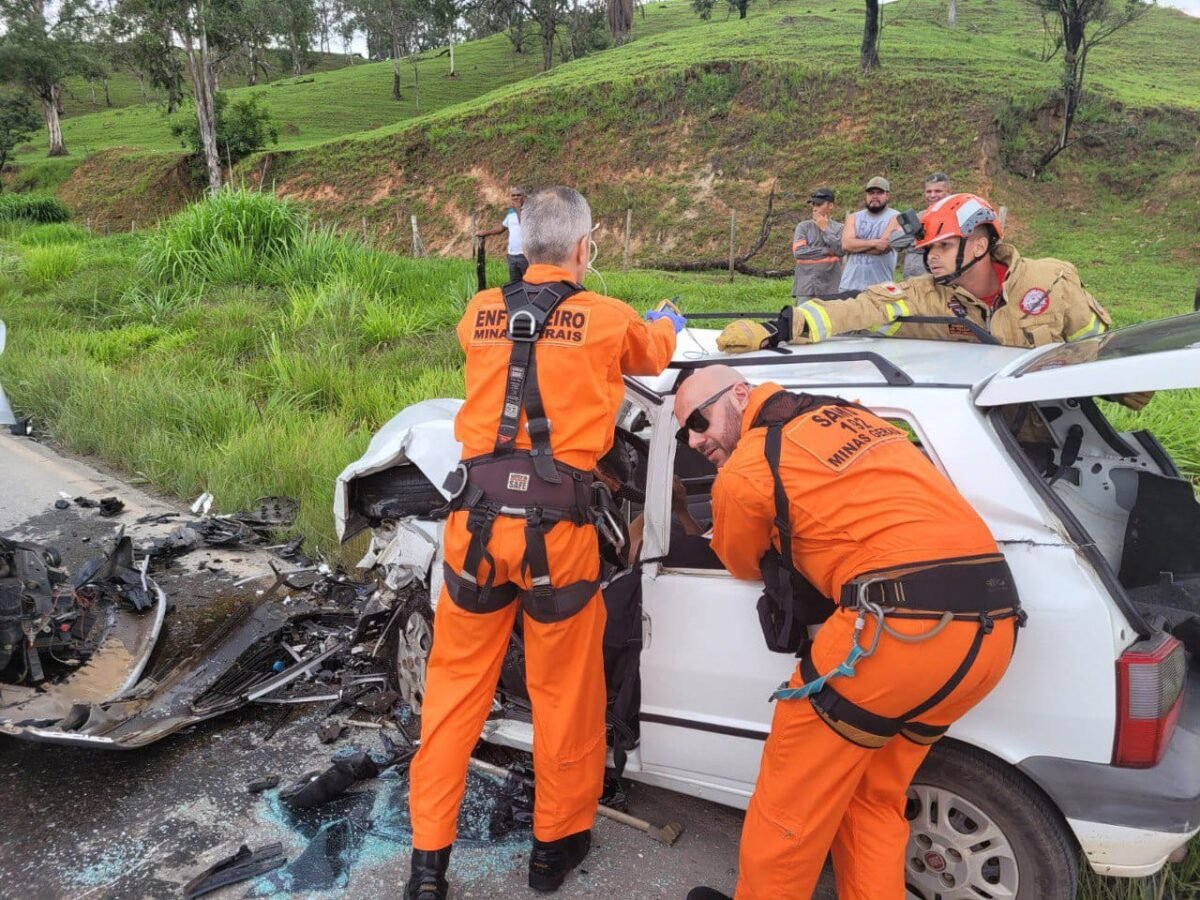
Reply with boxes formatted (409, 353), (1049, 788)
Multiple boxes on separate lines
(0, 194), (71, 224)
(140, 188), (306, 285)
(171, 93), (279, 185)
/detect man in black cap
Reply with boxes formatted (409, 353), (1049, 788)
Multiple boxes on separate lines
(791, 188), (845, 300)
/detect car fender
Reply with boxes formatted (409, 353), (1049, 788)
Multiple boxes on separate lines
(334, 398), (463, 541)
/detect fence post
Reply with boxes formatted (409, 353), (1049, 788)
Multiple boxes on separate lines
(131, 220), (136, 233)
(728, 211), (736, 282)
(411, 215), (426, 258)
(361, 215), (369, 244)
(998, 206), (1008, 230)
(623, 209), (632, 271)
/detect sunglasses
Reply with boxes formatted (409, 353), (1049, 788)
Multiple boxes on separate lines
(676, 384), (735, 443)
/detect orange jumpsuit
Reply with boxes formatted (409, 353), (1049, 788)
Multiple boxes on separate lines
(710, 383), (1017, 900)
(409, 264), (676, 851)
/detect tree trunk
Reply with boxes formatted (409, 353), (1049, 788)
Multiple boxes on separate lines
(104, 78), (112, 106)
(137, 73), (147, 103)
(448, 34), (456, 76)
(948, 0), (956, 28)
(42, 87), (68, 157)
(737, 0), (747, 18)
(541, 23), (555, 69)
(411, 59), (420, 112)
(180, 7), (222, 192)
(860, 0), (881, 71)
(391, 31), (402, 99)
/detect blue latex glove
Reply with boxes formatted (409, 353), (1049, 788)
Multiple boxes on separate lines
(645, 309), (687, 333)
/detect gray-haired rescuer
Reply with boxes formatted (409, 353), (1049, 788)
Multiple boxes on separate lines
(404, 186), (680, 900)
(792, 187), (845, 300)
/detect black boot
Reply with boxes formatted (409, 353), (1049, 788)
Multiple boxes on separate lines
(528, 829), (591, 892)
(686, 889), (732, 900)
(405, 846), (451, 900)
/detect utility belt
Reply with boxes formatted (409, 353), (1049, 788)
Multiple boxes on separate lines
(776, 553), (1026, 749)
(840, 553), (1023, 622)
(441, 452), (623, 623)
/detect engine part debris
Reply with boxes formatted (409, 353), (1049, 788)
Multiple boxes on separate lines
(280, 742), (410, 810)
(1, 533), (164, 687)
(318, 721), (349, 744)
(98, 496), (125, 518)
(182, 843), (286, 899)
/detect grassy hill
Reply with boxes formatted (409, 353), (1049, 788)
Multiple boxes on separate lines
(50, 51), (357, 119)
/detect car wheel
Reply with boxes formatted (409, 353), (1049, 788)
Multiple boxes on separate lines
(905, 741), (1079, 900)
(393, 598), (433, 715)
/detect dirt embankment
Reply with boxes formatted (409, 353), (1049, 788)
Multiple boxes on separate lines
(58, 149), (199, 232)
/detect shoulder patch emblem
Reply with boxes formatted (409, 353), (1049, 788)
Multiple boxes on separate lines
(948, 298), (968, 318)
(882, 282), (901, 295)
(1020, 288), (1050, 316)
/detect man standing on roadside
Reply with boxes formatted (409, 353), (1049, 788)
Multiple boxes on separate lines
(476, 186), (529, 283)
(791, 188), (845, 300)
(405, 186), (682, 900)
(899, 172), (952, 279)
(839, 176), (901, 292)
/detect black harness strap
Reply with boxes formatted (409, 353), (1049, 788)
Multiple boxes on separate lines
(495, 280), (583, 484)
(752, 392), (859, 654)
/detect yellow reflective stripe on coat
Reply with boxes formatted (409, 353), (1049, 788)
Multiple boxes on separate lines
(874, 299), (910, 337)
(1067, 314), (1107, 342)
(798, 301), (832, 342)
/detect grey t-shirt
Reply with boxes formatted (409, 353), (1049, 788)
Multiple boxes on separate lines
(839, 207), (899, 292)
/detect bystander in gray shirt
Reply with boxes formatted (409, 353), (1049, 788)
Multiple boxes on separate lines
(839, 207), (899, 292)
(792, 218), (845, 299)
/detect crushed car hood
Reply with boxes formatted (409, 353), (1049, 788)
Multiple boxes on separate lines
(334, 399), (463, 541)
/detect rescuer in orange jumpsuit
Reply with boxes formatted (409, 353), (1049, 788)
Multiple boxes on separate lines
(677, 365), (1023, 900)
(405, 187), (680, 900)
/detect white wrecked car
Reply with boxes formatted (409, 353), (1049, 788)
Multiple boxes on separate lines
(337, 314), (1200, 900)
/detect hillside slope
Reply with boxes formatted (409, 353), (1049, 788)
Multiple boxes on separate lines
(21, 0), (1200, 316)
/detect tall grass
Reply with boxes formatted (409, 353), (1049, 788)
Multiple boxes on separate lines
(21, 244), (83, 289)
(140, 188), (306, 284)
(0, 194), (71, 224)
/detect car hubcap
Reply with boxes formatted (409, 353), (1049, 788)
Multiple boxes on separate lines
(395, 608), (432, 714)
(904, 784), (1019, 900)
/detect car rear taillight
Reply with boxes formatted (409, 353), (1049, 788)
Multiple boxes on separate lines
(1113, 632), (1187, 768)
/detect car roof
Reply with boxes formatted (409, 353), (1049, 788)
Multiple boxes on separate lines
(630, 329), (1031, 397)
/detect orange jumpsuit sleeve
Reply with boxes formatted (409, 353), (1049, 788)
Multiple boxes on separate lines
(617, 306), (677, 375)
(711, 465), (775, 581)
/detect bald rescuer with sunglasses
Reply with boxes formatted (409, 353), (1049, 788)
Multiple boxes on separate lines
(405, 187), (683, 900)
(675, 365), (1024, 900)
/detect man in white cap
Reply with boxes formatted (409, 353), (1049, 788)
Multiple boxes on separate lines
(838, 176), (900, 292)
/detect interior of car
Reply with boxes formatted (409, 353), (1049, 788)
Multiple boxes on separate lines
(1000, 395), (1200, 617)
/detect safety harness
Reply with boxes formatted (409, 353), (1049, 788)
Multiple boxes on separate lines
(442, 279), (624, 624)
(753, 389), (1026, 747)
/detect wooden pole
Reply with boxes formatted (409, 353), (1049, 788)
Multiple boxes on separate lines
(411, 214), (425, 257)
(131, 220), (136, 233)
(1193, 271), (1199, 312)
(728, 211), (736, 282)
(361, 215), (369, 244)
(623, 208), (632, 271)
(998, 206), (1008, 230)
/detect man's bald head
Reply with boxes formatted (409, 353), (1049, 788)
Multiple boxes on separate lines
(673, 364), (752, 468)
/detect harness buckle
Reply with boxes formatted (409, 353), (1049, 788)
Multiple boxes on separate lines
(507, 309), (539, 342)
(443, 463), (469, 500)
(595, 506), (625, 553)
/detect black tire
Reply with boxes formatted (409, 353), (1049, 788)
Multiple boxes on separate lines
(350, 465), (445, 523)
(906, 741), (1079, 900)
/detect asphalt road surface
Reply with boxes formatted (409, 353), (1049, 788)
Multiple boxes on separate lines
(0, 433), (831, 899)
